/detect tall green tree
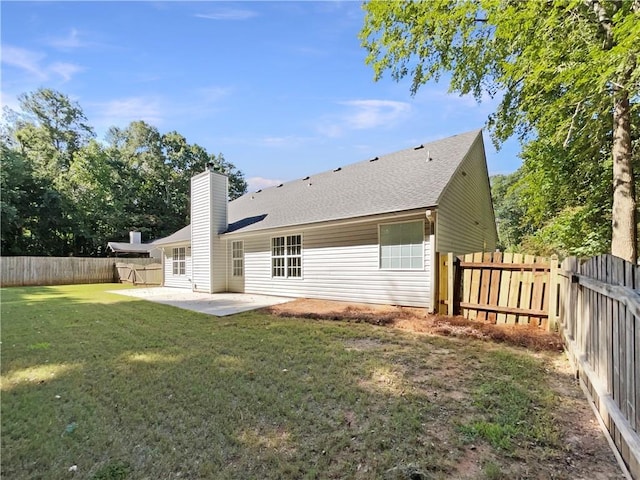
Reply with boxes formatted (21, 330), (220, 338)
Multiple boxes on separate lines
(360, 0), (639, 261)
(13, 88), (94, 178)
(2, 89), (95, 255)
(2, 89), (247, 256)
(105, 121), (247, 240)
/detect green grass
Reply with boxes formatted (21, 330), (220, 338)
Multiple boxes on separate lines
(2, 284), (566, 479)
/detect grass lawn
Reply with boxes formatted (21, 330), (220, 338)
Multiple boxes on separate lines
(1, 284), (621, 479)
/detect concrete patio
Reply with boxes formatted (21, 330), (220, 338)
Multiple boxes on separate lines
(109, 287), (293, 316)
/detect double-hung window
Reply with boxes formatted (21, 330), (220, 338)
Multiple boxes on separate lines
(232, 241), (244, 277)
(272, 234), (302, 278)
(379, 220), (424, 270)
(172, 247), (186, 275)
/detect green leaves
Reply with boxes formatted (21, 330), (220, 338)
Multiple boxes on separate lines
(1, 88), (248, 256)
(361, 0), (639, 258)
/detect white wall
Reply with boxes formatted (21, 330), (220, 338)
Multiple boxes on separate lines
(162, 245), (192, 289)
(231, 213), (432, 308)
(436, 134), (498, 255)
(191, 170), (228, 293)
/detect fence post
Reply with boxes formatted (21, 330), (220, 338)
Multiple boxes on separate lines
(447, 252), (455, 316)
(549, 254), (559, 331)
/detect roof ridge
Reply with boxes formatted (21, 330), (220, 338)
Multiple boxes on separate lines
(243, 129), (482, 197)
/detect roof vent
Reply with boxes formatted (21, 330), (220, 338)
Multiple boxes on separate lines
(277, 183), (284, 188)
(333, 167), (342, 172)
(414, 144), (424, 150)
(256, 189), (262, 193)
(369, 156), (379, 162)
(303, 176), (310, 180)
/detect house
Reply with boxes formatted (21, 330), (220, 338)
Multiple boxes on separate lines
(107, 231), (161, 258)
(153, 129), (497, 309)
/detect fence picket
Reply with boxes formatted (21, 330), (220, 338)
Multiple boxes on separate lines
(1, 256), (157, 287)
(468, 252), (483, 320)
(477, 252), (493, 321)
(496, 252), (513, 324)
(487, 252), (502, 323)
(507, 253), (523, 324)
(462, 253), (473, 318)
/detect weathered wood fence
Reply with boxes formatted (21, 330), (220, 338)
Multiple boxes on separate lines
(558, 255), (640, 478)
(438, 251), (559, 329)
(115, 262), (162, 285)
(0, 257), (158, 287)
(439, 252), (640, 478)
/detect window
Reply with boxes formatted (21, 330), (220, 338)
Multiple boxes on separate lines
(172, 247), (186, 275)
(379, 221), (424, 269)
(232, 241), (244, 277)
(272, 234), (302, 278)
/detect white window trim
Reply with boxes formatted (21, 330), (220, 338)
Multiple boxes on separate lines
(231, 240), (244, 277)
(378, 219), (425, 271)
(271, 234), (303, 279)
(172, 246), (186, 276)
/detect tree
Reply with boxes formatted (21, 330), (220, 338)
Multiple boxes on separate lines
(14, 88), (94, 177)
(2, 88), (248, 256)
(105, 121), (248, 240)
(360, 0), (640, 261)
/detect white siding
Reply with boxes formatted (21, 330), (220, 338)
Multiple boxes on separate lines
(163, 245), (192, 289)
(190, 170), (228, 293)
(436, 134), (498, 255)
(235, 214), (432, 308)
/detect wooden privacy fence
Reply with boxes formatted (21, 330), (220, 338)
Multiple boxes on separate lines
(439, 251), (640, 478)
(115, 262), (162, 285)
(558, 255), (640, 478)
(439, 251), (559, 330)
(0, 257), (158, 287)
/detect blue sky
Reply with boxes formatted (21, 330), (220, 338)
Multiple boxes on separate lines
(1, 1), (521, 192)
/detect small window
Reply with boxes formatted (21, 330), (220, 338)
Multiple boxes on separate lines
(232, 241), (244, 277)
(172, 247), (186, 275)
(379, 221), (424, 270)
(272, 234), (302, 278)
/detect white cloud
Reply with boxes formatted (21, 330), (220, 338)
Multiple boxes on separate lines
(196, 86), (232, 103)
(1, 44), (83, 83)
(91, 96), (164, 129)
(317, 99), (411, 137)
(195, 9), (258, 21)
(48, 62), (84, 82)
(247, 176), (284, 192)
(316, 123), (343, 138)
(47, 29), (86, 49)
(1, 45), (47, 79)
(414, 87), (498, 116)
(340, 100), (411, 129)
(260, 135), (312, 148)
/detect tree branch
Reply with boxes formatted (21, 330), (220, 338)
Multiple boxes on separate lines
(584, 0), (614, 49)
(564, 101), (582, 148)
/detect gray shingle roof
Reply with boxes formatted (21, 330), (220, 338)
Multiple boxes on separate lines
(152, 225), (191, 246)
(227, 129), (482, 233)
(106, 242), (156, 253)
(157, 129), (483, 241)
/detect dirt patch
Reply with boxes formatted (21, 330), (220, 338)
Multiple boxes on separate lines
(265, 298), (564, 352)
(263, 298), (626, 479)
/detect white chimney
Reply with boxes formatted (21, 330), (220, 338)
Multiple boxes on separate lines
(190, 169), (229, 293)
(129, 231), (142, 244)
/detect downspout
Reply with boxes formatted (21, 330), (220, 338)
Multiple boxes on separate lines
(160, 247), (166, 287)
(426, 209), (437, 313)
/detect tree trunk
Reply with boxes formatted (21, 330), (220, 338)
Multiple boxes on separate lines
(610, 91), (637, 262)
